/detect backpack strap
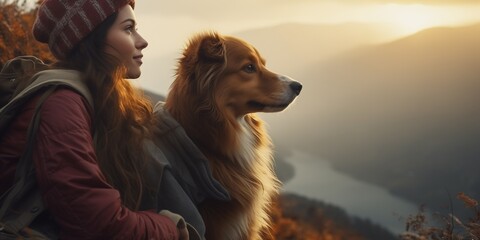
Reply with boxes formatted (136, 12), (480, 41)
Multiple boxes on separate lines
(0, 69), (93, 238)
(0, 87), (57, 238)
(1, 69), (94, 113)
(0, 69), (94, 136)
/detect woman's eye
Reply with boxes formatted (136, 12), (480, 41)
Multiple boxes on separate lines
(243, 64), (256, 73)
(125, 26), (135, 34)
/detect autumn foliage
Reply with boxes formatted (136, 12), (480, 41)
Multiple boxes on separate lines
(0, 0), (53, 67)
(270, 194), (368, 240)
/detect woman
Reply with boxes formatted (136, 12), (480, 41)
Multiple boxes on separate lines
(0, 0), (189, 239)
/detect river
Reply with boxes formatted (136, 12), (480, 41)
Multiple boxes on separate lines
(280, 149), (419, 234)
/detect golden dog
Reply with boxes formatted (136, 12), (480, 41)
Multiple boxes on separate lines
(164, 32), (302, 240)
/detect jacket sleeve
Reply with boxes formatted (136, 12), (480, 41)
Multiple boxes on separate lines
(32, 89), (179, 240)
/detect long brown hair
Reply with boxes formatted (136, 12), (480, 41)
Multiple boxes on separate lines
(56, 10), (155, 210)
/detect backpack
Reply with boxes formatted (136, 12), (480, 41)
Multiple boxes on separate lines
(0, 56), (93, 239)
(0, 56), (205, 240)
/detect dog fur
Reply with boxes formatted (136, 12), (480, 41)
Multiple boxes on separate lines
(164, 32), (302, 240)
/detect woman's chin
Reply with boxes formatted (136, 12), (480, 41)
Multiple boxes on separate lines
(126, 71), (141, 79)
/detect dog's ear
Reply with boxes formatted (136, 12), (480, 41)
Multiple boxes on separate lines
(177, 32), (226, 90)
(179, 32), (225, 76)
(198, 32), (225, 62)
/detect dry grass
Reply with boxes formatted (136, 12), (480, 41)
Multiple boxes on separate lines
(400, 192), (480, 240)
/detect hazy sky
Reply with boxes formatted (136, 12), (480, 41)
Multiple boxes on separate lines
(137, 0), (480, 35)
(136, 1), (480, 34)
(22, 0), (480, 54)
(134, 0), (480, 52)
(23, 0), (480, 92)
(131, 0), (480, 93)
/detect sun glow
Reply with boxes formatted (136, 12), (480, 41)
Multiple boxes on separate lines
(290, 2), (478, 38)
(379, 4), (452, 35)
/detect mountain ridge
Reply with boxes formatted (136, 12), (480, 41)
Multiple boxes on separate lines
(261, 22), (480, 219)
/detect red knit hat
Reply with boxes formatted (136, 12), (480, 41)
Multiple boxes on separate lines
(33, 0), (134, 60)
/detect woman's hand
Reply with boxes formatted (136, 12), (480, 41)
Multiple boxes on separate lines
(159, 210), (189, 240)
(176, 217), (189, 240)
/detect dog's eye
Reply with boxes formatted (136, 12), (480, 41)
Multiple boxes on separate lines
(243, 64), (257, 73)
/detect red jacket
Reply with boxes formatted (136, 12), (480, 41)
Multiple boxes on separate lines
(0, 88), (179, 240)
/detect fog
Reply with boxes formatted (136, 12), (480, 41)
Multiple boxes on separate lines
(253, 23), (480, 220)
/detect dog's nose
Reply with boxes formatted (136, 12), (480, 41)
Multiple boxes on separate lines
(289, 82), (302, 95)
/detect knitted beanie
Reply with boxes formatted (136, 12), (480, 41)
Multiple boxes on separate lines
(33, 0), (134, 60)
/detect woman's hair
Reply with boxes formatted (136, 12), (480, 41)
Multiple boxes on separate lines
(56, 10), (155, 210)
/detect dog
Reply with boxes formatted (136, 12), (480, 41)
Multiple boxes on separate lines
(164, 32), (302, 240)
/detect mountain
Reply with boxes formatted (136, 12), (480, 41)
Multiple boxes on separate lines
(140, 22), (401, 96)
(259, 23), (480, 217)
(235, 22), (400, 74)
(271, 193), (398, 240)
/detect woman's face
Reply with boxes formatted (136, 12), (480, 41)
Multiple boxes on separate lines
(105, 4), (148, 79)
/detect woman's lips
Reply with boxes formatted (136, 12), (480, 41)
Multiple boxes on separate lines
(133, 55), (143, 64)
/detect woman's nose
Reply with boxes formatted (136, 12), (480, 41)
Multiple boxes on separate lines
(136, 34), (148, 50)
